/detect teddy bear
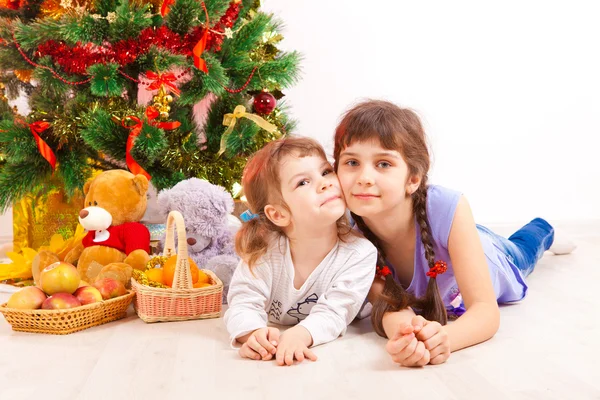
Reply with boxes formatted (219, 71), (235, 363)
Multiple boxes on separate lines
(157, 178), (240, 302)
(36, 169), (151, 287)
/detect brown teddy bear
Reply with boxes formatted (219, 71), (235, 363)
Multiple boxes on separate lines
(36, 170), (151, 286)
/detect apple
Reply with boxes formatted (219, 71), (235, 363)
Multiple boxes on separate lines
(41, 293), (82, 310)
(39, 261), (81, 295)
(93, 278), (127, 300)
(73, 286), (103, 305)
(7, 286), (47, 309)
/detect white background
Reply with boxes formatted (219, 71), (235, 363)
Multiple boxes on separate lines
(261, 0), (600, 225)
(2, 0), (600, 242)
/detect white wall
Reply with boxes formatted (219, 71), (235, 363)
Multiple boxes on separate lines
(262, 0), (600, 224)
(1, 1), (599, 236)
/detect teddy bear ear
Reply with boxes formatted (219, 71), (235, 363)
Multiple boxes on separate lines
(132, 174), (149, 195)
(83, 179), (92, 195)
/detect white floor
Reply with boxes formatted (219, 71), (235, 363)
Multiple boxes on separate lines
(0, 222), (599, 400)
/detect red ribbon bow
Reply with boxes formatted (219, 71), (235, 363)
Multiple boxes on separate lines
(145, 71), (180, 96)
(376, 265), (392, 278)
(121, 108), (181, 180)
(145, 106), (181, 130)
(160, 0), (175, 17)
(192, 2), (210, 73)
(426, 260), (448, 278)
(193, 29), (209, 73)
(29, 121), (56, 171)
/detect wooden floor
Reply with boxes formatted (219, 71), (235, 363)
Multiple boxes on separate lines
(1, 222), (599, 400)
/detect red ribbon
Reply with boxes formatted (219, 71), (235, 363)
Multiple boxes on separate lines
(145, 71), (181, 96)
(145, 106), (181, 130)
(160, 0), (175, 17)
(426, 260), (448, 278)
(121, 115), (150, 180)
(376, 265), (392, 278)
(193, 2), (210, 73)
(29, 121), (56, 171)
(193, 29), (209, 73)
(121, 108), (181, 180)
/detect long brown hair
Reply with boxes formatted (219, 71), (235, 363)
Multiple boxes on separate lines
(333, 100), (447, 336)
(236, 136), (353, 270)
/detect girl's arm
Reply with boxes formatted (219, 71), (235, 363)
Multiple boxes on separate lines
(298, 246), (377, 347)
(223, 261), (272, 346)
(379, 196), (499, 352)
(444, 196), (500, 351)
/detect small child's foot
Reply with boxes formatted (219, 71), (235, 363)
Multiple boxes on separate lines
(549, 230), (577, 255)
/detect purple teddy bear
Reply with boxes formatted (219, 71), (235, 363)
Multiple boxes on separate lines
(158, 178), (240, 302)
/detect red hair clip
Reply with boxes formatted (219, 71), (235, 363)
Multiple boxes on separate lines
(426, 260), (448, 278)
(376, 265), (392, 278)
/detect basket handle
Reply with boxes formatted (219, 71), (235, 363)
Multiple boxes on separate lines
(163, 210), (193, 290)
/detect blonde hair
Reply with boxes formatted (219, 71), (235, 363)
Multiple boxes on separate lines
(236, 136), (353, 270)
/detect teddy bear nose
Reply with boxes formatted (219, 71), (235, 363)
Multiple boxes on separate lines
(79, 209), (89, 219)
(187, 238), (197, 246)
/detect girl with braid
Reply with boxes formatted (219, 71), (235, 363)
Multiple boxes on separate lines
(333, 100), (575, 367)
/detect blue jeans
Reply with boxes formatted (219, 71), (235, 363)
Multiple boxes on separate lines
(477, 218), (554, 277)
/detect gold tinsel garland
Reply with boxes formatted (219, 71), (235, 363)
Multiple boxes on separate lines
(131, 256), (169, 288)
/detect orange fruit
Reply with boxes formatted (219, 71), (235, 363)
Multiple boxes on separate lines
(190, 264), (199, 284)
(193, 282), (212, 288)
(163, 255), (201, 287)
(145, 268), (164, 284)
(196, 269), (210, 285)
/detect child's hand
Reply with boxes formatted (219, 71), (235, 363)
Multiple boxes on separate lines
(386, 323), (431, 367)
(411, 315), (451, 365)
(238, 327), (280, 361)
(275, 326), (317, 366)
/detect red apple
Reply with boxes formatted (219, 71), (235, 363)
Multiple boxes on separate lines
(7, 286), (47, 309)
(39, 261), (81, 295)
(93, 278), (127, 300)
(73, 286), (103, 305)
(42, 293), (82, 310)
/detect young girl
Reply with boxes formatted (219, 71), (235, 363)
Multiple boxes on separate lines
(224, 136), (377, 366)
(333, 100), (575, 367)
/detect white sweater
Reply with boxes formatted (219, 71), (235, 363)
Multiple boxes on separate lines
(224, 234), (377, 347)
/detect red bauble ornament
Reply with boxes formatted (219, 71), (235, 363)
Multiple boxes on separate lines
(253, 91), (276, 115)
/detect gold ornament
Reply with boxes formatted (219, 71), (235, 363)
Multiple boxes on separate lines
(39, 0), (65, 19)
(41, 0), (94, 18)
(13, 69), (33, 83)
(151, 86), (173, 120)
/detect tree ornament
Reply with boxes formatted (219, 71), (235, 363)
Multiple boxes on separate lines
(151, 86), (172, 120)
(253, 90), (276, 115)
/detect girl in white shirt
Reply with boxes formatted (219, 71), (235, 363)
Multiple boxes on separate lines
(225, 136), (377, 366)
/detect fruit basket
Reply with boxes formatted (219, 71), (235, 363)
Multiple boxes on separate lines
(131, 210), (223, 323)
(0, 290), (135, 335)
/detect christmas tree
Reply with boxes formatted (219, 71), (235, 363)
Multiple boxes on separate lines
(0, 0), (300, 212)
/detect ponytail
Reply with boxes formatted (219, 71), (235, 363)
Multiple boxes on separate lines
(235, 213), (281, 271)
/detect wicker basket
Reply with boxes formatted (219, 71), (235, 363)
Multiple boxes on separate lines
(131, 210), (223, 323)
(0, 290), (135, 335)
